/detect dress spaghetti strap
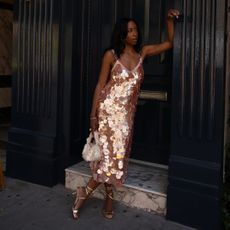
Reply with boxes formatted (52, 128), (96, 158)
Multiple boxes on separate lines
(111, 49), (118, 61)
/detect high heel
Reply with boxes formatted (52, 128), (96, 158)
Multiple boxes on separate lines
(72, 185), (94, 219)
(102, 185), (114, 219)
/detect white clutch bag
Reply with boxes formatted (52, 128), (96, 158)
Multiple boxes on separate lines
(82, 131), (101, 162)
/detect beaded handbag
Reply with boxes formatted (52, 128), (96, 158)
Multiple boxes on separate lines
(82, 131), (101, 162)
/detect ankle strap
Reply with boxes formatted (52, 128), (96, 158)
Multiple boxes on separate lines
(104, 185), (114, 200)
(106, 190), (114, 200)
(86, 185), (94, 195)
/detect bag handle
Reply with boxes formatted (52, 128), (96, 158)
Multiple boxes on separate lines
(86, 132), (93, 143)
(93, 131), (99, 143)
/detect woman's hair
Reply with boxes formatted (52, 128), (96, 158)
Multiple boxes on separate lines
(109, 18), (142, 58)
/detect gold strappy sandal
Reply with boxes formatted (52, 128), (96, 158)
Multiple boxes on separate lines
(102, 185), (114, 219)
(72, 185), (93, 219)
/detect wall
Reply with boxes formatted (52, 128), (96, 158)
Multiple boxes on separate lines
(0, 1), (13, 123)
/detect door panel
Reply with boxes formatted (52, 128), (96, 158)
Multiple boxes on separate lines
(167, 0), (226, 228)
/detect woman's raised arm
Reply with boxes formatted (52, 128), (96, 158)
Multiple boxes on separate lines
(141, 9), (180, 59)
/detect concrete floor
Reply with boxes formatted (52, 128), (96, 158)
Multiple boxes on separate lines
(0, 177), (195, 230)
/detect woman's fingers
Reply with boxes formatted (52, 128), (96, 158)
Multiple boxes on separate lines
(168, 9), (180, 19)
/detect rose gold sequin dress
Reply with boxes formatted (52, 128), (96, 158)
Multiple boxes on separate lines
(90, 50), (144, 186)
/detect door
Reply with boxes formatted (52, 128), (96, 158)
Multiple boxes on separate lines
(70, 0), (174, 166)
(167, 0), (226, 228)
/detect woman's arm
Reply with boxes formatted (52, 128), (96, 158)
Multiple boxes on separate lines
(141, 9), (180, 59)
(90, 50), (114, 132)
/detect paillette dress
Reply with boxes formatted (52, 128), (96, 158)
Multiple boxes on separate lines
(90, 50), (144, 186)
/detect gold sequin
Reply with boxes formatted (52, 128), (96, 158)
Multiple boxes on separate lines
(118, 160), (123, 169)
(116, 154), (124, 159)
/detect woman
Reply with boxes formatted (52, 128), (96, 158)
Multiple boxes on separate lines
(72, 9), (180, 219)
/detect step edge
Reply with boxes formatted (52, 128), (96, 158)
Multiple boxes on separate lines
(129, 159), (168, 170)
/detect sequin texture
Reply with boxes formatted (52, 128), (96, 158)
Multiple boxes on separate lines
(90, 51), (144, 186)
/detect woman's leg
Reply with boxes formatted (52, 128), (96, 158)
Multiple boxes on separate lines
(102, 183), (114, 219)
(72, 177), (100, 219)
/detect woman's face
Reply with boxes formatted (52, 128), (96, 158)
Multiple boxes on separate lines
(125, 20), (138, 46)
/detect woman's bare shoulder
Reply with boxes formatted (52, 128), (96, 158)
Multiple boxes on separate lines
(104, 49), (115, 59)
(102, 49), (116, 66)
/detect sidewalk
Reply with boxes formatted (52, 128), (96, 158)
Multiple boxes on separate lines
(0, 177), (195, 230)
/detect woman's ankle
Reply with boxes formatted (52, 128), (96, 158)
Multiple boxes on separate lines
(103, 183), (114, 211)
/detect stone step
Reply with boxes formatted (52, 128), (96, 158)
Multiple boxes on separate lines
(65, 160), (168, 216)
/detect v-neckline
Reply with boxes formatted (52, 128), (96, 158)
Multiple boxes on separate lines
(117, 57), (142, 72)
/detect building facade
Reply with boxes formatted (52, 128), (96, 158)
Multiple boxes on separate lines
(4, 0), (229, 229)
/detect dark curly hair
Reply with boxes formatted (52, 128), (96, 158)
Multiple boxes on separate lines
(109, 18), (142, 58)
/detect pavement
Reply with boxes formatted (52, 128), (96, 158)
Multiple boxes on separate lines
(0, 177), (195, 230)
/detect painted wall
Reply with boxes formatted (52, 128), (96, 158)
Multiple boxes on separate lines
(0, 7), (13, 108)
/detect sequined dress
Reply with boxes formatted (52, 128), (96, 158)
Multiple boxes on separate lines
(90, 50), (144, 186)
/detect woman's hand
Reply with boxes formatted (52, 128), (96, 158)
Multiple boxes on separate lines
(167, 9), (180, 20)
(90, 117), (98, 133)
